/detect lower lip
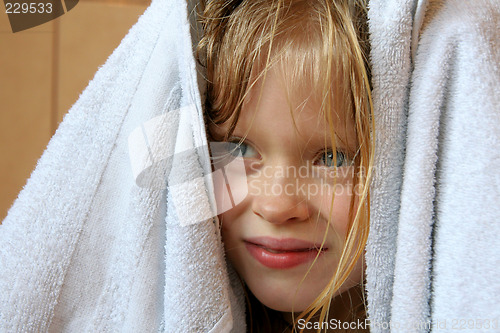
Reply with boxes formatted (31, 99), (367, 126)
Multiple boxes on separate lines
(245, 243), (324, 269)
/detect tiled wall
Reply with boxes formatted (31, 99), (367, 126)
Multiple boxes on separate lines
(0, 0), (149, 221)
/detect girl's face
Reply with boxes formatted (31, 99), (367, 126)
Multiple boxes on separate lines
(210, 69), (363, 312)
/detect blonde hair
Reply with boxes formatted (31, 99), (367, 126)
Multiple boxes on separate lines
(197, 0), (374, 331)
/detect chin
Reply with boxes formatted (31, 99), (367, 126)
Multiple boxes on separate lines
(249, 275), (362, 315)
(255, 294), (310, 313)
(248, 279), (321, 313)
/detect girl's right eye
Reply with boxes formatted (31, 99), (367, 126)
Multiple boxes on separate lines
(229, 140), (259, 159)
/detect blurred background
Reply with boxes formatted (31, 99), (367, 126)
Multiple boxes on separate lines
(0, 0), (151, 221)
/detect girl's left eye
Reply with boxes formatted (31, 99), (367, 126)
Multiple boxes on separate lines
(315, 150), (349, 168)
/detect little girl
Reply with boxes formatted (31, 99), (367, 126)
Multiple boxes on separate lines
(198, 0), (374, 331)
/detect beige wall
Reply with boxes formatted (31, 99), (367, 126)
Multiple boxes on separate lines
(0, 0), (149, 221)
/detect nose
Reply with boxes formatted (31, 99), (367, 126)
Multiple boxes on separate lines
(251, 165), (310, 224)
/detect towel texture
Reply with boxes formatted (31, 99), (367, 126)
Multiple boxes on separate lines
(1, 0), (498, 331)
(0, 0), (244, 331)
(365, 0), (418, 329)
(367, 0), (500, 332)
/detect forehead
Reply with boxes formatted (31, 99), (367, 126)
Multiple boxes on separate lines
(210, 66), (357, 152)
(245, 71), (326, 139)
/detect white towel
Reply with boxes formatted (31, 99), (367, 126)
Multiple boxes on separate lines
(365, 0), (418, 329)
(366, 0), (500, 332)
(0, 0), (245, 331)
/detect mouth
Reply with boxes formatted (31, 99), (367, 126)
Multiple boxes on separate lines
(244, 237), (328, 269)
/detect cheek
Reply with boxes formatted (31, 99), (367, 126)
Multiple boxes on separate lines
(218, 198), (248, 251)
(210, 142), (250, 217)
(219, 212), (238, 262)
(328, 193), (353, 235)
(219, 209), (249, 279)
(312, 180), (354, 237)
(219, 210), (237, 243)
(216, 168), (254, 253)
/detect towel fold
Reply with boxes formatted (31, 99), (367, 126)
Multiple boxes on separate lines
(367, 0), (500, 332)
(0, 0), (244, 331)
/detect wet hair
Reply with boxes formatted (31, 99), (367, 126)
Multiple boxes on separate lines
(197, 0), (374, 331)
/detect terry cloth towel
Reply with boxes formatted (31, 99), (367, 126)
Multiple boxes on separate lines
(366, 0), (500, 332)
(0, 0), (245, 331)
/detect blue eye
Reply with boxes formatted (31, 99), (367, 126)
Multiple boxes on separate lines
(209, 140), (259, 169)
(221, 138), (259, 159)
(232, 142), (258, 158)
(316, 150), (348, 168)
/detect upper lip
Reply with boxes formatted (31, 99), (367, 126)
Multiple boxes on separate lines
(244, 236), (328, 251)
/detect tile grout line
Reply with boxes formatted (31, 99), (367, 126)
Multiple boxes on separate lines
(50, 19), (60, 136)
